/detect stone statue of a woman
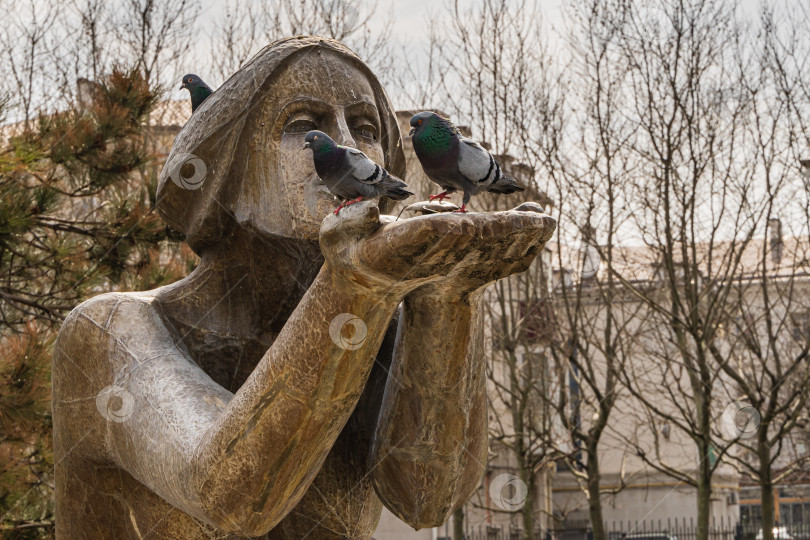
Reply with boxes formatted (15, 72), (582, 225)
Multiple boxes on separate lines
(52, 36), (555, 539)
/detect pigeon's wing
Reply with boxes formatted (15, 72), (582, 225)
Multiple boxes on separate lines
(457, 138), (497, 185)
(344, 148), (383, 184)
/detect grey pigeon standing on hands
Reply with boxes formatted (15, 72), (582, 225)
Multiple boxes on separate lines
(409, 111), (524, 213)
(304, 130), (413, 214)
(180, 74), (213, 112)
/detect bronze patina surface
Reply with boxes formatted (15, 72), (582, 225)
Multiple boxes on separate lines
(52, 36), (556, 539)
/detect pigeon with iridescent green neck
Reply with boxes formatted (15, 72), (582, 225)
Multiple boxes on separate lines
(180, 74), (213, 112)
(409, 111), (524, 213)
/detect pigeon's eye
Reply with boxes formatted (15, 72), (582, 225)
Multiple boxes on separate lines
(417, 119), (422, 125)
(187, 78), (192, 82)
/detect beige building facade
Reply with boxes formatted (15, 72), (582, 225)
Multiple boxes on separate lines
(546, 234), (810, 532)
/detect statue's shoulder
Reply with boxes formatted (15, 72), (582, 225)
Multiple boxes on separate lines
(56, 290), (166, 352)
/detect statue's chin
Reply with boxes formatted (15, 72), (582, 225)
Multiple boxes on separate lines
(304, 178), (342, 222)
(234, 177), (347, 246)
(250, 193), (338, 246)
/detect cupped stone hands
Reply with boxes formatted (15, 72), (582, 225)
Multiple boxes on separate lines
(320, 201), (556, 297)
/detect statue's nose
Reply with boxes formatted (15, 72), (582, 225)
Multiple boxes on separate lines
(336, 118), (355, 148)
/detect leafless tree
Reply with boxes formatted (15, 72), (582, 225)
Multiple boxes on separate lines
(114, 0), (201, 87)
(603, 0), (761, 535)
(73, 0), (109, 82)
(507, 1), (648, 535)
(0, 0), (59, 126)
(0, 0), (200, 119)
(44, 0), (112, 109)
(704, 4), (810, 534)
(210, 0), (262, 83)
(547, 2), (810, 540)
(208, 0), (395, 86)
(481, 247), (560, 538)
(388, 13), (455, 111)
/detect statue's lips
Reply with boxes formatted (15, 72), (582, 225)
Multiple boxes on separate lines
(305, 173), (339, 218)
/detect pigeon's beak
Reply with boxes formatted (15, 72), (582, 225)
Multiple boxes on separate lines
(180, 83), (186, 90)
(303, 142), (311, 149)
(409, 127), (415, 136)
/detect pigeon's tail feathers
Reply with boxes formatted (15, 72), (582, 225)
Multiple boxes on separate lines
(488, 173), (525, 194)
(488, 183), (525, 194)
(384, 185), (415, 201)
(380, 174), (414, 200)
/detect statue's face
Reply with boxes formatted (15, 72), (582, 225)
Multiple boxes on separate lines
(236, 49), (386, 242)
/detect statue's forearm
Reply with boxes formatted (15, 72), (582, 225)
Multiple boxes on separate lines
(371, 286), (488, 528)
(194, 266), (399, 535)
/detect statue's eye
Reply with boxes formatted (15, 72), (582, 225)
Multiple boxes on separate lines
(353, 123), (378, 142)
(284, 118), (317, 134)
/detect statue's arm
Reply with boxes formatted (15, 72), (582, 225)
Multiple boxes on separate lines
(191, 267), (402, 535)
(55, 265), (401, 538)
(369, 207), (556, 528)
(371, 285), (488, 528)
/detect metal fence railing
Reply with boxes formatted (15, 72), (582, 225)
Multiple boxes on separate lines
(440, 518), (810, 540)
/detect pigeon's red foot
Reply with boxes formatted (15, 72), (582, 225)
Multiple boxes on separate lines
(334, 196), (364, 215)
(429, 191), (450, 202)
(453, 204), (468, 213)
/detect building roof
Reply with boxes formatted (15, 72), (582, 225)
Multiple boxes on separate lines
(149, 99), (191, 128)
(550, 234), (810, 286)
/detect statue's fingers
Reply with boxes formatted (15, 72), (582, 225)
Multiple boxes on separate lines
(319, 201), (381, 246)
(510, 201), (548, 214)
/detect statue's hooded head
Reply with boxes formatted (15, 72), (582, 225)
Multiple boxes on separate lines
(157, 36), (405, 255)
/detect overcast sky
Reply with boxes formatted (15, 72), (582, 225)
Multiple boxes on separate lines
(184, 0), (568, 100)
